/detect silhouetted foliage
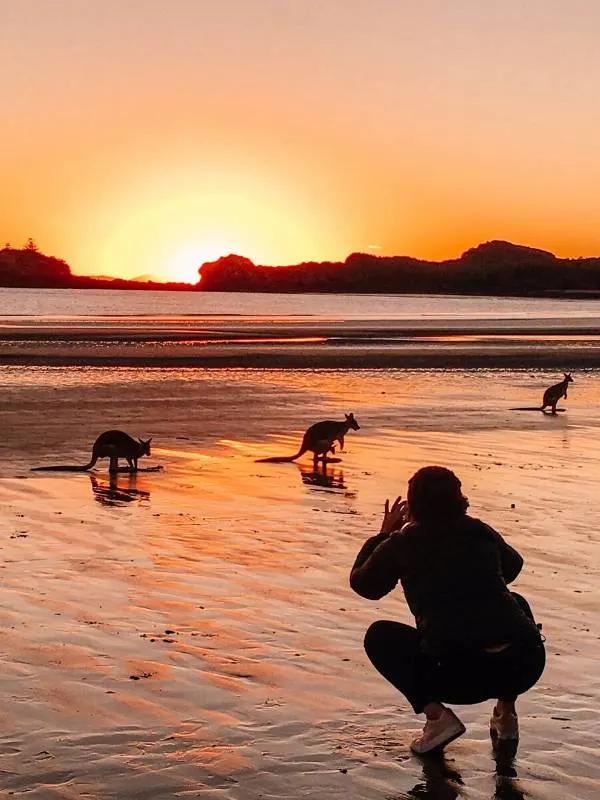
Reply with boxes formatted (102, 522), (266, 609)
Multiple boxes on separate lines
(3, 240), (600, 296)
(0, 245), (71, 287)
(197, 241), (600, 297)
(0, 246), (193, 291)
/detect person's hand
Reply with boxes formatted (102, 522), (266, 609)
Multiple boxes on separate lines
(380, 496), (409, 535)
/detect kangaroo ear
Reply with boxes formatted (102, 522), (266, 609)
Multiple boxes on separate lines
(345, 413), (352, 420)
(138, 438), (144, 445)
(147, 438), (152, 444)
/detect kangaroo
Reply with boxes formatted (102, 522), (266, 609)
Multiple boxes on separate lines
(256, 413), (360, 466)
(31, 430), (152, 474)
(541, 373), (573, 414)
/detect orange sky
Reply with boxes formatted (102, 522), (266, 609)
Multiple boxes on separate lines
(2, 1), (600, 282)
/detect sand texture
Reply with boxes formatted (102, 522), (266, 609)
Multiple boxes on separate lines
(0, 367), (599, 798)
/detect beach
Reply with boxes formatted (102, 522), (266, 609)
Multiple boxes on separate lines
(1, 365), (599, 798)
(5, 0), (600, 792)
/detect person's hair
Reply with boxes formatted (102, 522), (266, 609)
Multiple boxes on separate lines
(407, 466), (469, 524)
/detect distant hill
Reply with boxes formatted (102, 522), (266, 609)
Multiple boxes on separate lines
(131, 273), (166, 283)
(3, 240), (600, 296)
(197, 242), (600, 296)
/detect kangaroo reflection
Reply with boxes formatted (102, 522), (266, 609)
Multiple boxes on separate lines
(298, 461), (346, 491)
(89, 473), (150, 507)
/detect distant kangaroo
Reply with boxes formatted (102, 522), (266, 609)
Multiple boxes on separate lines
(31, 430), (152, 474)
(256, 413), (360, 466)
(541, 373), (574, 414)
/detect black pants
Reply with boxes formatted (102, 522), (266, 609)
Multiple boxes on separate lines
(363, 594), (546, 714)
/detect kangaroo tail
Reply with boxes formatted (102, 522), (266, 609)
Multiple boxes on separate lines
(510, 406), (566, 413)
(255, 452), (303, 463)
(510, 406), (568, 412)
(31, 458), (97, 472)
(509, 406), (545, 411)
(255, 443), (307, 463)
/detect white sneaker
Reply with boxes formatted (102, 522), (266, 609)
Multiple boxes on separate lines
(490, 709), (519, 741)
(410, 708), (466, 755)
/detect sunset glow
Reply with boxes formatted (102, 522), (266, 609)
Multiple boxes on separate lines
(166, 244), (234, 284)
(2, 1), (600, 280)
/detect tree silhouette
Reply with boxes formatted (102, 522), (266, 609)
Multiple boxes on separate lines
(197, 241), (600, 296)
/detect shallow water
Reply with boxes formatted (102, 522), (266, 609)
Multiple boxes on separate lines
(2, 287), (600, 321)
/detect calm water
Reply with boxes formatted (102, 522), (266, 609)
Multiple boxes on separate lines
(0, 287), (599, 322)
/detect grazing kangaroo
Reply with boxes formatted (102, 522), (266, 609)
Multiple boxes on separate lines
(256, 413), (360, 466)
(31, 430), (152, 474)
(541, 373), (574, 414)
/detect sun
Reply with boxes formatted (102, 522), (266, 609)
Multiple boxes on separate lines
(165, 242), (236, 284)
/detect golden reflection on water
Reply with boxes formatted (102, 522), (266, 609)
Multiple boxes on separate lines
(169, 336), (327, 345)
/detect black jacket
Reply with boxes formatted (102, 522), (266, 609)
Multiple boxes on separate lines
(350, 515), (540, 654)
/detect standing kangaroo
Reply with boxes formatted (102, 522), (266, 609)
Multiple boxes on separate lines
(31, 430), (152, 474)
(256, 413), (360, 466)
(541, 373), (573, 414)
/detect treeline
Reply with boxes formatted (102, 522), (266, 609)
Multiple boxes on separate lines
(198, 241), (600, 296)
(4, 239), (600, 296)
(0, 243), (191, 291)
(0, 242), (73, 288)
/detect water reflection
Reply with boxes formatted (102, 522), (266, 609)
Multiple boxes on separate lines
(493, 776), (526, 800)
(406, 753), (463, 799)
(493, 740), (525, 800)
(399, 743), (525, 800)
(89, 473), (150, 507)
(298, 462), (346, 492)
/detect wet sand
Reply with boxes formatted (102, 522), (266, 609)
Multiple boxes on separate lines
(3, 317), (600, 367)
(0, 367), (599, 798)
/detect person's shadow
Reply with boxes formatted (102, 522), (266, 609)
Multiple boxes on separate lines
(89, 473), (150, 507)
(298, 462), (346, 492)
